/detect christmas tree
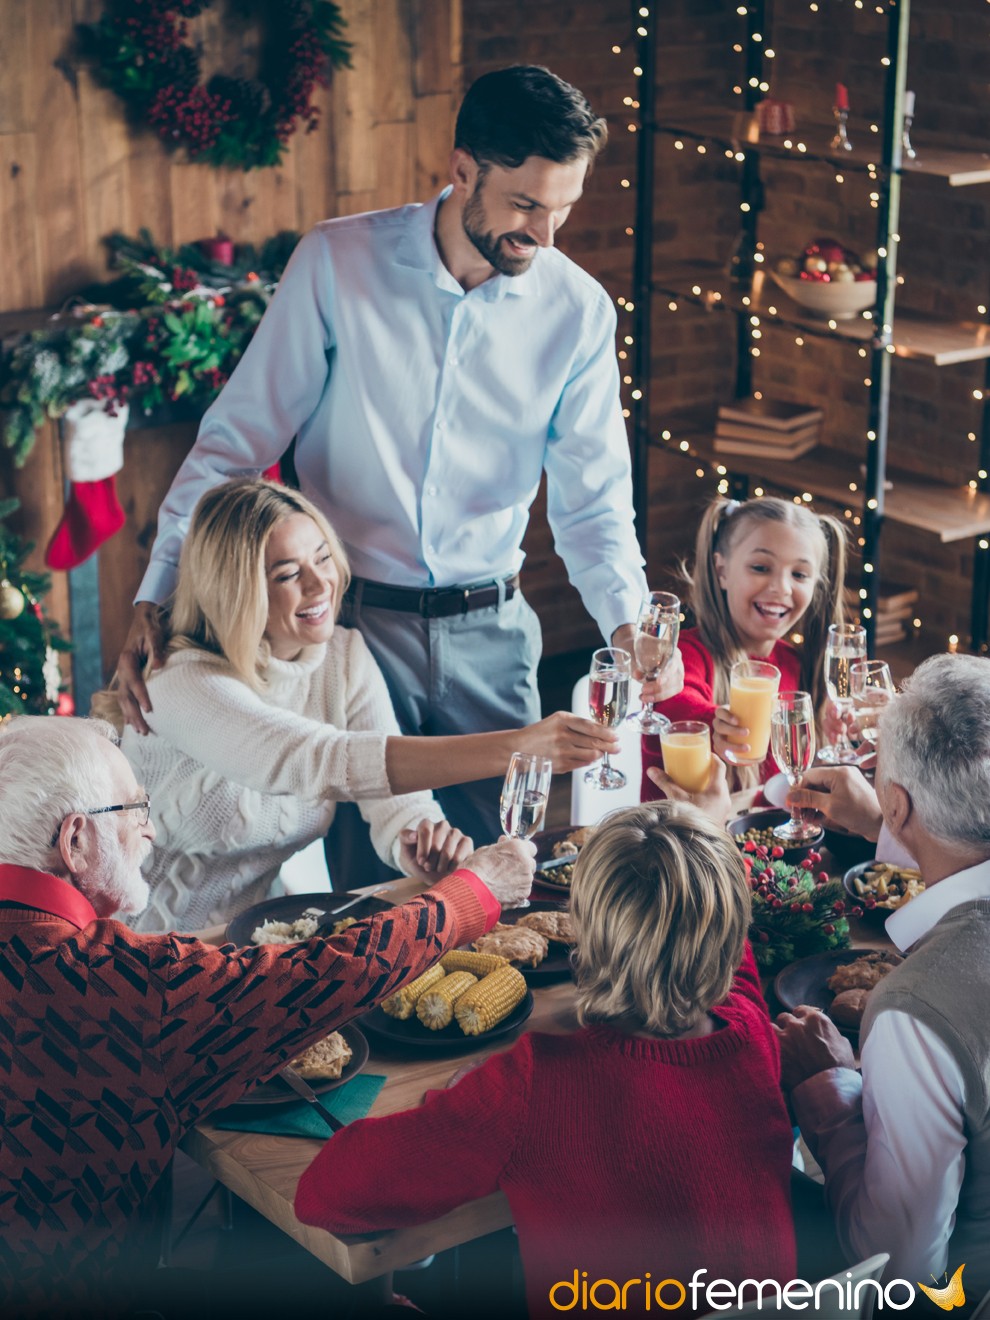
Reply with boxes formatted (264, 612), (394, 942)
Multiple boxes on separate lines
(0, 497), (72, 718)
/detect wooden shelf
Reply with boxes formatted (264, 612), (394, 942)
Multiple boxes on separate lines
(655, 106), (990, 186)
(653, 264), (990, 365)
(655, 427), (990, 543)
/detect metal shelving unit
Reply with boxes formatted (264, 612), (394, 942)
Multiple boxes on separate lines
(631, 0), (990, 652)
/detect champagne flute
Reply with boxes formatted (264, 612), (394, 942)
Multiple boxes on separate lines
(850, 659), (896, 747)
(770, 690), (819, 843)
(585, 647), (631, 790)
(820, 623), (867, 764)
(499, 752), (553, 910)
(627, 591), (680, 734)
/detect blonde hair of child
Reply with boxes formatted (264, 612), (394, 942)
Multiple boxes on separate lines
(688, 495), (847, 726)
(94, 479), (350, 728)
(569, 801), (751, 1036)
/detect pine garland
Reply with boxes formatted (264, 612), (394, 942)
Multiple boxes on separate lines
(743, 842), (856, 971)
(79, 0), (351, 171)
(0, 229), (300, 465)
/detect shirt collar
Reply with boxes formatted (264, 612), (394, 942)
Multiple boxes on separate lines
(394, 188), (541, 299)
(886, 854), (990, 952)
(0, 863), (98, 930)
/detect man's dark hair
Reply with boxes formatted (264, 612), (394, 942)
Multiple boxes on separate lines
(455, 66), (608, 171)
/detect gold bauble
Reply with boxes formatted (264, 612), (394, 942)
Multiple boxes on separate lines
(0, 579), (26, 620)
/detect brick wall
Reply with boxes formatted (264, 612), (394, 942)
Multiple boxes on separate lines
(463, 0), (989, 657)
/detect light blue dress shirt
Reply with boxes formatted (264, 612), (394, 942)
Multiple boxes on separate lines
(138, 190), (647, 642)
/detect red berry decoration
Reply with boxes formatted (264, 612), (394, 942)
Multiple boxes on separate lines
(771, 846), (785, 859)
(79, 2), (352, 171)
(817, 871), (829, 883)
(823, 923), (835, 935)
(743, 840), (758, 853)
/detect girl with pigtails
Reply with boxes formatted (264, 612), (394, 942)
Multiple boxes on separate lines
(643, 495), (848, 797)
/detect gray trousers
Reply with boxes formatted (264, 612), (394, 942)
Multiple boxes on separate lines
(339, 583), (544, 847)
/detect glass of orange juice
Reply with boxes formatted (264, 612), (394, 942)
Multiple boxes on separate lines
(727, 660), (781, 764)
(659, 721), (712, 792)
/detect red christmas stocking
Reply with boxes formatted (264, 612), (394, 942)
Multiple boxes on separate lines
(45, 400), (129, 571)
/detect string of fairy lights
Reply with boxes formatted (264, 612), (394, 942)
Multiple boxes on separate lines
(611, 0), (990, 653)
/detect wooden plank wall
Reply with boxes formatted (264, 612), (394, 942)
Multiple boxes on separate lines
(0, 0), (462, 683)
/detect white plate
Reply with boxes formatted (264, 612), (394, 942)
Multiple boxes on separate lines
(763, 773), (790, 809)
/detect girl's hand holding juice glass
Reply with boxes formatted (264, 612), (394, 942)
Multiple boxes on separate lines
(719, 660), (781, 766)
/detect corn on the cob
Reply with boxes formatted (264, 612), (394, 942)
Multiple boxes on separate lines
(415, 971), (478, 1030)
(455, 966), (527, 1036)
(440, 949), (509, 976)
(381, 964), (445, 1020)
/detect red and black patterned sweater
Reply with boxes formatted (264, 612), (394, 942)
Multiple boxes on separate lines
(0, 863), (498, 1314)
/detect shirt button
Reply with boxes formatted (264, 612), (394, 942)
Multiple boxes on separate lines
(436, 419), (445, 431)
(427, 485), (438, 497)
(449, 356), (459, 367)
(427, 544), (436, 554)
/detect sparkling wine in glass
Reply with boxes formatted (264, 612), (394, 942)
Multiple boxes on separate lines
(628, 591), (680, 734)
(770, 690), (820, 843)
(820, 623), (867, 764)
(499, 752), (553, 910)
(850, 659), (896, 746)
(585, 647), (631, 790)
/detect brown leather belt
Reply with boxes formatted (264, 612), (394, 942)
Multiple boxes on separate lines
(348, 574), (520, 618)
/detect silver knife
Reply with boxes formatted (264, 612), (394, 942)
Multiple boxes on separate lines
(279, 1065), (344, 1133)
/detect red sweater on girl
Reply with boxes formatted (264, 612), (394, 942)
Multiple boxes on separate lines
(642, 628), (802, 798)
(295, 945), (796, 1319)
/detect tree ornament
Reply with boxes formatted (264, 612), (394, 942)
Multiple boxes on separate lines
(79, 1), (352, 172)
(0, 578), (25, 620)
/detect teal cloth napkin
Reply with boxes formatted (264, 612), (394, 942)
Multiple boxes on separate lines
(212, 1073), (386, 1139)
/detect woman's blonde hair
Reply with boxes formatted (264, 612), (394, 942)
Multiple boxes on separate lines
(686, 496), (847, 778)
(569, 801), (751, 1036)
(94, 479), (350, 726)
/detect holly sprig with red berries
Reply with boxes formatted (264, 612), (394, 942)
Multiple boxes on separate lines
(742, 842), (856, 971)
(79, 0), (351, 171)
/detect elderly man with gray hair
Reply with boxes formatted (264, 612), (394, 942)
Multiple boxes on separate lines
(776, 652), (990, 1305)
(0, 715), (532, 1314)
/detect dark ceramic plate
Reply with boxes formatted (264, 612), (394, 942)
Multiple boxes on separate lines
(774, 948), (876, 1036)
(843, 860), (925, 924)
(727, 808), (824, 861)
(361, 990), (534, 1054)
(481, 900), (573, 984)
(225, 890), (394, 948)
(235, 1024), (369, 1106)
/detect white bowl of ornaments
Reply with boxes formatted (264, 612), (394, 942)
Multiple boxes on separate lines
(770, 237), (877, 320)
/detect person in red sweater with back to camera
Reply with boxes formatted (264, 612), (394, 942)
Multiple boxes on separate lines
(295, 787), (796, 1319)
(642, 495), (848, 798)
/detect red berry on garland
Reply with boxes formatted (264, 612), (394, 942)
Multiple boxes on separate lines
(808, 852), (822, 865)
(757, 930), (770, 943)
(800, 857), (814, 871)
(817, 871), (829, 883)
(801, 903), (814, 913)
(833, 900), (846, 914)
(743, 841), (757, 853)
(771, 846), (784, 859)
(823, 923), (835, 935)
(851, 906), (863, 917)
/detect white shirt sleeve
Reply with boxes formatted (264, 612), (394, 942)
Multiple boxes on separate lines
(792, 1010), (966, 1283)
(136, 230), (336, 603)
(543, 291), (647, 642)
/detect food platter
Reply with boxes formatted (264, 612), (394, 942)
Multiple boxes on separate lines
(532, 826), (585, 893)
(225, 890), (394, 948)
(486, 900), (574, 984)
(361, 990), (534, 1054)
(774, 948), (874, 1037)
(234, 1024), (369, 1106)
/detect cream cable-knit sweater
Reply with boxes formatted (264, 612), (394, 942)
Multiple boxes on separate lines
(121, 628), (445, 933)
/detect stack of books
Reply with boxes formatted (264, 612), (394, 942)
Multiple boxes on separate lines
(844, 582), (919, 646)
(714, 398), (824, 461)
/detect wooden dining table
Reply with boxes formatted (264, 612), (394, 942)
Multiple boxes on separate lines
(180, 873), (581, 1288)
(180, 813), (893, 1294)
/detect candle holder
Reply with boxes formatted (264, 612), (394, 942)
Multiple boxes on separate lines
(902, 111), (917, 160)
(830, 105), (853, 152)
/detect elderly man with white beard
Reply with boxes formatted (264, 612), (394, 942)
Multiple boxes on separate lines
(0, 715), (532, 1316)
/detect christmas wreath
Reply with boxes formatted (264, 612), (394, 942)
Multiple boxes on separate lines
(79, 0), (351, 171)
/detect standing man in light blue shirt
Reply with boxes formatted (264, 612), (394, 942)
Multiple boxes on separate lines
(115, 66), (671, 843)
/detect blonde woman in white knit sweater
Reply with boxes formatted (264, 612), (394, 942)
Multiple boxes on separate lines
(97, 479), (618, 933)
